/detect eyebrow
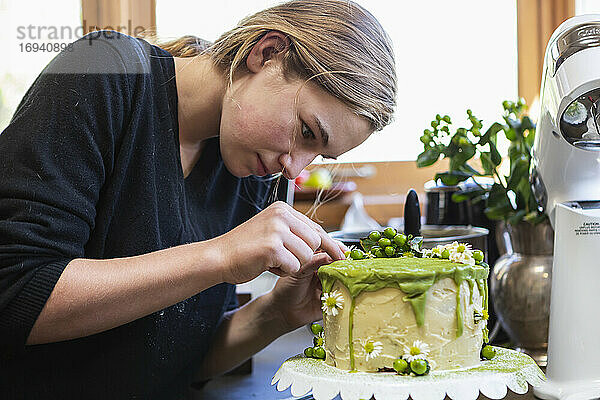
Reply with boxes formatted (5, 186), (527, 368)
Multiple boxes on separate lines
(314, 116), (329, 147)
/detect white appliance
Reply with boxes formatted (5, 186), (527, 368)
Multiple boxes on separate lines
(531, 14), (600, 400)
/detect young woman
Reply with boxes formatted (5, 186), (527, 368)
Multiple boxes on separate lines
(0, 0), (396, 398)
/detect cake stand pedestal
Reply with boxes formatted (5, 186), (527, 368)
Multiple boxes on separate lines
(271, 347), (544, 400)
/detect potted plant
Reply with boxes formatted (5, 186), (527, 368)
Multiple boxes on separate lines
(417, 99), (546, 226)
(417, 99), (553, 365)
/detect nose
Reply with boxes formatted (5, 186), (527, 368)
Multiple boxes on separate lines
(278, 151), (317, 180)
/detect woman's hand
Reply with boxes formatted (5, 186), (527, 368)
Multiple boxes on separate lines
(215, 201), (345, 284)
(267, 252), (335, 332)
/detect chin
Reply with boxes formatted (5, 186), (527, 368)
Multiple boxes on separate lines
(221, 156), (251, 178)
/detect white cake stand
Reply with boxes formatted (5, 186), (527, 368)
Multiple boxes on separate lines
(271, 347), (545, 400)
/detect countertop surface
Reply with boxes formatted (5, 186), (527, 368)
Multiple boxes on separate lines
(191, 327), (542, 400)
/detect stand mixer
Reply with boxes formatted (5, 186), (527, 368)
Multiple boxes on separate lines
(531, 14), (600, 400)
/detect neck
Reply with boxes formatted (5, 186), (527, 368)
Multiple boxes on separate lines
(173, 54), (226, 149)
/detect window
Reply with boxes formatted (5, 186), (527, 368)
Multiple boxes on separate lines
(576, 0), (600, 14)
(163, 1), (520, 162)
(0, 0), (82, 131)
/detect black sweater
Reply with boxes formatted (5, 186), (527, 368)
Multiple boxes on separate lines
(0, 31), (275, 399)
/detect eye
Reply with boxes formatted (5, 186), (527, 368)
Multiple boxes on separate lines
(301, 122), (316, 140)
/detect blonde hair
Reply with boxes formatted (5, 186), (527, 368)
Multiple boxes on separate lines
(153, 0), (396, 131)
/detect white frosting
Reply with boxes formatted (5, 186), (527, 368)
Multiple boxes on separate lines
(323, 278), (485, 372)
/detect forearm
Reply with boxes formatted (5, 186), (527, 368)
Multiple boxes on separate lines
(196, 292), (289, 380)
(27, 239), (224, 345)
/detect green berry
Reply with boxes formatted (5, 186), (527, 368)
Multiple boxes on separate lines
(410, 359), (430, 375)
(473, 250), (484, 263)
(378, 238), (392, 248)
(384, 246), (395, 257)
(441, 249), (450, 259)
(393, 234), (407, 246)
(392, 358), (409, 374)
(368, 231), (381, 241)
(481, 345), (496, 360)
(313, 346), (326, 360)
(383, 227), (397, 239)
(373, 248), (385, 258)
(350, 249), (365, 260)
(310, 323), (323, 335)
(304, 347), (314, 358)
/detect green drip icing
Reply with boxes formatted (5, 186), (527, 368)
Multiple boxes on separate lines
(453, 265), (471, 338)
(404, 293), (427, 326)
(318, 258), (489, 337)
(348, 297), (356, 371)
(467, 279), (474, 305)
(476, 278), (489, 343)
(455, 284), (463, 337)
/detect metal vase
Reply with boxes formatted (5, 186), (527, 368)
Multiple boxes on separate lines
(490, 220), (554, 366)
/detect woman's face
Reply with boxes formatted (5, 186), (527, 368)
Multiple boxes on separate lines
(219, 63), (373, 179)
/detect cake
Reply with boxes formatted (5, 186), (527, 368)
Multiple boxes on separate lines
(311, 229), (491, 375)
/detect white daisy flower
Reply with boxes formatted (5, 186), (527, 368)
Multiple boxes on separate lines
(321, 290), (344, 316)
(361, 339), (383, 361)
(444, 241), (460, 252)
(431, 245), (445, 257)
(454, 243), (472, 253)
(421, 248), (433, 258)
(450, 251), (476, 266)
(402, 340), (431, 363)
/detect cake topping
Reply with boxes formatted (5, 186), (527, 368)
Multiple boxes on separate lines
(403, 340), (431, 363)
(321, 289), (344, 316)
(392, 358), (410, 375)
(481, 345), (496, 360)
(304, 323), (327, 360)
(474, 306), (489, 323)
(409, 359), (431, 376)
(361, 339), (383, 361)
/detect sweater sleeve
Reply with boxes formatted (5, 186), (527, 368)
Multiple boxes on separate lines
(0, 31), (141, 351)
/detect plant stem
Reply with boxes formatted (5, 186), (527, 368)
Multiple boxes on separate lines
(478, 152), (507, 190)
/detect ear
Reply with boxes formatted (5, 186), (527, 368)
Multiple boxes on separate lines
(246, 31), (291, 73)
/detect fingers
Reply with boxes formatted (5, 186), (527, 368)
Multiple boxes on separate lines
(283, 229), (317, 267)
(273, 245), (302, 275)
(273, 202), (345, 261)
(297, 252), (333, 276)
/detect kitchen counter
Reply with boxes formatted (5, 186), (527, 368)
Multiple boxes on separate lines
(191, 327), (541, 400)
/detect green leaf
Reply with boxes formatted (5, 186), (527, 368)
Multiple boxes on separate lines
(504, 127), (517, 141)
(525, 128), (536, 148)
(451, 188), (487, 203)
(480, 152), (496, 176)
(449, 144), (476, 171)
(435, 171), (472, 186)
(507, 157), (528, 190)
(480, 122), (503, 145)
(416, 148), (442, 168)
(489, 141), (502, 166)
(521, 116), (535, 131)
(485, 204), (513, 220)
(507, 210), (527, 225)
(485, 183), (513, 220)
